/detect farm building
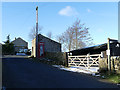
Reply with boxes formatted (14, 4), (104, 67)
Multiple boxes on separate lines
(69, 42), (120, 57)
(0, 43), (2, 56)
(31, 34), (61, 57)
(67, 39), (120, 69)
(12, 37), (28, 53)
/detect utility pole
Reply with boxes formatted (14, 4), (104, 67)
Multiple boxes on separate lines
(36, 6), (38, 58)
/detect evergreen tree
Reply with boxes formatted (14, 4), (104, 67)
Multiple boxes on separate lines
(2, 35), (15, 55)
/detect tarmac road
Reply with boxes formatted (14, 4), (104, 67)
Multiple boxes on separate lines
(2, 57), (119, 88)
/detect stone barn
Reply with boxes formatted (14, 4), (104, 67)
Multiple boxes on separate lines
(31, 34), (61, 57)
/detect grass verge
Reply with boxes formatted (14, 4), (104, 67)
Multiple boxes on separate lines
(100, 72), (120, 84)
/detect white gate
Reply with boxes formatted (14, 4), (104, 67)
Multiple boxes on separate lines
(68, 54), (101, 68)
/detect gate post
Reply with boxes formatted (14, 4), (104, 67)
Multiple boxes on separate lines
(65, 52), (68, 67)
(67, 52), (70, 67)
(107, 38), (111, 72)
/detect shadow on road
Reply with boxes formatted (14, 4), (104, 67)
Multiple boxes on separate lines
(2, 55), (29, 59)
(2, 57), (119, 88)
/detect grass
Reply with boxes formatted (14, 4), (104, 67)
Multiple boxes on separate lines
(100, 72), (120, 84)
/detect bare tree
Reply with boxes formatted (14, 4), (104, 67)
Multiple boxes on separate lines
(56, 27), (74, 52)
(64, 27), (74, 51)
(29, 26), (43, 41)
(56, 35), (63, 44)
(47, 31), (52, 39)
(56, 33), (67, 52)
(57, 19), (93, 52)
(71, 19), (92, 50)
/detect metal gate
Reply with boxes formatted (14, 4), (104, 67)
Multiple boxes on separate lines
(68, 53), (101, 68)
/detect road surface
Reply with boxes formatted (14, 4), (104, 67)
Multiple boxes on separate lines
(2, 57), (119, 88)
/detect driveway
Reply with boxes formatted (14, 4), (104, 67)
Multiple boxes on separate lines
(2, 57), (119, 88)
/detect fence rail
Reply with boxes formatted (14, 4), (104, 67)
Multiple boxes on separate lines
(68, 54), (101, 68)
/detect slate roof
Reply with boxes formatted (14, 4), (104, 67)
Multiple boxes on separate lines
(38, 34), (61, 45)
(12, 37), (28, 44)
(69, 41), (120, 55)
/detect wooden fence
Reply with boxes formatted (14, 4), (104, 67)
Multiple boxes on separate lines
(68, 54), (101, 69)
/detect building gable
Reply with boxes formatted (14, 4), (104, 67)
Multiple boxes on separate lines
(38, 34), (61, 45)
(12, 37), (28, 47)
(31, 34), (61, 57)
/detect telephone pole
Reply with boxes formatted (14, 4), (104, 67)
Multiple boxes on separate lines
(36, 6), (38, 58)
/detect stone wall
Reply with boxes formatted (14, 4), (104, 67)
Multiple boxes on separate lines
(99, 58), (108, 72)
(32, 34), (61, 57)
(12, 38), (28, 47)
(38, 34), (61, 52)
(31, 38), (36, 57)
(111, 56), (120, 74)
(12, 38), (28, 53)
(44, 52), (67, 66)
(99, 56), (120, 74)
